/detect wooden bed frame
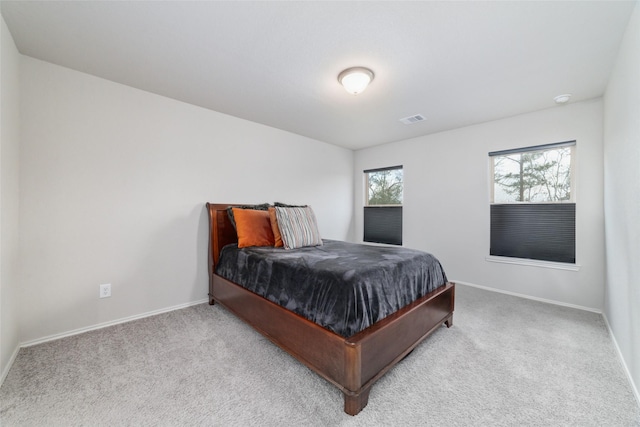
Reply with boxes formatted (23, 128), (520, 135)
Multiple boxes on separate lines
(206, 203), (455, 415)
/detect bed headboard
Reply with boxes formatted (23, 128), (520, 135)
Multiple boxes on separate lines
(205, 203), (239, 276)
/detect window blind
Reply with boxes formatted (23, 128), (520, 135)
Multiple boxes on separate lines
(490, 203), (575, 263)
(363, 165), (403, 174)
(364, 206), (402, 245)
(488, 140), (575, 157)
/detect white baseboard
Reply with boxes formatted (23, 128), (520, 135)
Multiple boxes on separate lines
(20, 298), (209, 348)
(0, 344), (21, 387)
(452, 280), (602, 314)
(602, 313), (640, 408)
(1, 298), (208, 387)
(455, 280), (639, 409)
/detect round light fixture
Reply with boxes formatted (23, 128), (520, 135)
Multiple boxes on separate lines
(554, 94), (572, 104)
(338, 67), (374, 95)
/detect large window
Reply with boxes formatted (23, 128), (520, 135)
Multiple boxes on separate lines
(364, 166), (403, 245)
(489, 141), (575, 263)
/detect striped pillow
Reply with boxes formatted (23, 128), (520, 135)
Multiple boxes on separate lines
(275, 206), (323, 249)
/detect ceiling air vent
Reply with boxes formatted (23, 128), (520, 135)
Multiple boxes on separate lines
(399, 114), (425, 125)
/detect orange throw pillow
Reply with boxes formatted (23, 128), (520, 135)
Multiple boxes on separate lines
(268, 207), (284, 248)
(232, 208), (275, 248)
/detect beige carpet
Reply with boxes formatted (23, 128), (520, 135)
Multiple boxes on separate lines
(1, 284), (639, 426)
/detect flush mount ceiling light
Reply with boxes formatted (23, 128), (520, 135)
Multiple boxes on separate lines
(338, 67), (374, 95)
(554, 94), (572, 104)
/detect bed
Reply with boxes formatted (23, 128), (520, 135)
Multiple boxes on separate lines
(206, 203), (455, 415)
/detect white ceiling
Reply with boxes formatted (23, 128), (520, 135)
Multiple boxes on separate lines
(1, 1), (635, 150)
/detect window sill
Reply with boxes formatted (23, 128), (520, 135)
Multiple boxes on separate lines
(485, 256), (581, 271)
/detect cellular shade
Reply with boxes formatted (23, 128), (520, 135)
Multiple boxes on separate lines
(490, 203), (575, 263)
(364, 206), (402, 245)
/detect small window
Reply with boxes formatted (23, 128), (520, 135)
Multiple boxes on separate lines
(364, 166), (403, 245)
(489, 142), (576, 263)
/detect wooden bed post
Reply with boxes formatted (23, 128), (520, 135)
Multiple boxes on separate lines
(206, 203), (217, 305)
(343, 387), (372, 416)
(343, 342), (371, 415)
(206, 203), (240, 305)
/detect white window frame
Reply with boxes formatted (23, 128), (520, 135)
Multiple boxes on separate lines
(488, 141), (576, 265)
(363, 165), (403, 245)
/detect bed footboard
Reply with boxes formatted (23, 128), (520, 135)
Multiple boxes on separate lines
(341, 282), (455, 414)
(212, 273), (454, 415)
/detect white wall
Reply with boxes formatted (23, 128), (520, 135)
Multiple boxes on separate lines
(355, 99), (605, 310)
(0, 16), (21, 381)
(603, 1), (640, 402)
(18, 56), (353, 343)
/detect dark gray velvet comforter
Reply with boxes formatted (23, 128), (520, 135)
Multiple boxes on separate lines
(215, 239), (448, 338)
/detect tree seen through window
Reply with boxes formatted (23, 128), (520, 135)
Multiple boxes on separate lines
(366, 168), (403, 205)
(493, 147), (571, 203)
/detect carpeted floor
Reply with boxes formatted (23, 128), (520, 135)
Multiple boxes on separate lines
(1, 284), (639, 426)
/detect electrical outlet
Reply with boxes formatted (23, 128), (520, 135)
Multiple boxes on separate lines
(99, 283), (111, 298)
